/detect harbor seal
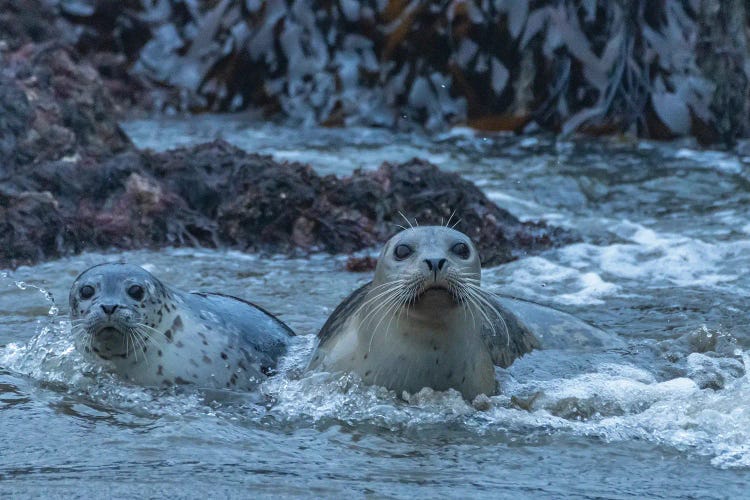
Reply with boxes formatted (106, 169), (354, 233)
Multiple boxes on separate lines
(69, 263), (294, 390)
(308, 226), (614, 400)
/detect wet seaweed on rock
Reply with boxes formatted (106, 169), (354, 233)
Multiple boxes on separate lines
(0, 42), (130, 168)
(0, 140), (576, 268)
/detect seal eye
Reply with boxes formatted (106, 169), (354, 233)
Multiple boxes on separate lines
(393, 244), (413, 260)
(79, 285), (95, 300)
(127, 284), (145, 301)
(452, 242), (471, 259)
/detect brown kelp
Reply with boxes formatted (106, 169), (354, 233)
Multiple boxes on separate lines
(44, 0), (750, 143)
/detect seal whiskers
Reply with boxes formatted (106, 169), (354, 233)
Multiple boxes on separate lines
(461, 281), (511, 346)
(364, 286), (408, 353)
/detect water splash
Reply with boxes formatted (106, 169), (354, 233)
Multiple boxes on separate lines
(2, 272), (60, 318)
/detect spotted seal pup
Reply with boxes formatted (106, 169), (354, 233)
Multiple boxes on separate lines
(308, 226), (615, 400)
(69, 263), (294, 390)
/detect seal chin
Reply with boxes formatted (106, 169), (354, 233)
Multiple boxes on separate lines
(93, 326), (123, 341)
(87, 323), (132, 359)
(412, 283), (460, 309)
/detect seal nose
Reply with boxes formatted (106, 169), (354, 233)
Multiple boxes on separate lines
(423, 258), (447, 272)
(101, 304), (118, 315)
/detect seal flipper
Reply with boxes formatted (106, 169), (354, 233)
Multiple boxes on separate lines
(491, 295), (624, 352)
(480, 299), (540, 368)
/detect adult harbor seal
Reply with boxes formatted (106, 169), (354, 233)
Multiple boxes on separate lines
(308, 226), (613, 400)
(69, 263), (294, 390)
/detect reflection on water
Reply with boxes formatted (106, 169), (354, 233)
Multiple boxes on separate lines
(2, 119), (750, 496)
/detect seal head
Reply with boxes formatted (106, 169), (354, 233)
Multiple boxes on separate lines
(70, 263), (168, 360)
(373, 225), (481, 315)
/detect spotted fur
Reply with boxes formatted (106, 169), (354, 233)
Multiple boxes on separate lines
(69, 263), (294, 390)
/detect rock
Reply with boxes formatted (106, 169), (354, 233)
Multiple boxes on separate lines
(657, 326), (740, 363)
(471, 393), (492, 411)
(0, 0), (67, 50)
(0, 73), (33, 173)
(0, 140), (578, 267)
(340, 159), (577, 265)
(686, 353), (745, 391)
(345, 256), (378, 272)
(0, 186), (66, 267)
(1, 43), (131, 168)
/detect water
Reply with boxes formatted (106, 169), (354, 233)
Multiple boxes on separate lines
(2, 117), (750, 497)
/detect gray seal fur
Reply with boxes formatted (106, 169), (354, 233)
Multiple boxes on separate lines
(307, 226), (615, 400)
(69, 263), (294, 390)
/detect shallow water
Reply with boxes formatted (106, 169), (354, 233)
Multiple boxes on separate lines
(3, 118), (750, 497)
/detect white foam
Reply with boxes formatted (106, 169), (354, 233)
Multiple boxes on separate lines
(561, 222), (748, 288)
(593, 369), (750, 469)
(488, 219), (748, 305)
(674, 148), (743, 174)
(491, 256), (620, 305)
(555, 272), (620, 305)
(497, 356), (750, 468)
(259, 352), (750, 468)
(5, 297), (750, 468)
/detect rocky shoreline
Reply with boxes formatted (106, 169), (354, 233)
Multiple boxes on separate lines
(0, 1), (577, 269)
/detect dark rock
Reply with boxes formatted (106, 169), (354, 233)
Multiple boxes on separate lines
(0, 186), (66, 267)
(0, 140), (577, 268)
(0, 73), (33, 173)
(0, 0), (152, 115)
(0, 0), (67, 50)
(686, 353), (745, 391)
(339, 159), (577, 265)
(345, 256), (378, 273)
(657, 326), (740, 363)
(1, 43), (131, 169)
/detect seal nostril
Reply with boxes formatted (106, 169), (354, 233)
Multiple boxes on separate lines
(424, 259), (446, 272)
(101, 304), (118, 315)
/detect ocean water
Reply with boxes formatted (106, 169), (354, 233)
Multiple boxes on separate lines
(2, 118), (749, 497)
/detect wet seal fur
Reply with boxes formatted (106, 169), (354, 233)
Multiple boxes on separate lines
(69, 263), (294, 390)
(308, 226), (614, 401)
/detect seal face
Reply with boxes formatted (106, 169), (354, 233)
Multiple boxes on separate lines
(69, 263), (294, 390)
(307, 226), (540, 401)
